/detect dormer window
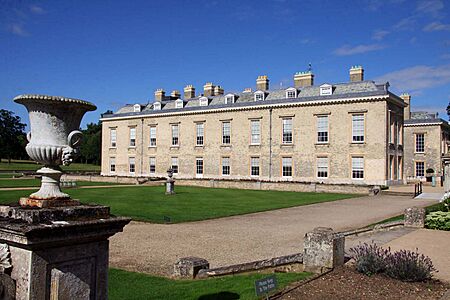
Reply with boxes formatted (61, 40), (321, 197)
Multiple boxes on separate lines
(153, 102), (161, 110)
(254, 91), (265, 101)
(199, 97), (208, 107)
(320, 84), (333, 96)
(286, 88), (297, 99)
(175, 99), (183, 108)
(133, 104), (141, 112)
(225, 94), (235, 104)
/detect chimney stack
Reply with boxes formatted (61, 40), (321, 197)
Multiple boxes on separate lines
(214, 85), (224, 95)
(256, 75), (269, 91)
(350, 65), (364, 82)
(204, 82), (214, 97)
(184, 85), (195, 99)
(243, 88), (252, 93)
(294, 71), (314, 88)
(155, 89), (165, 102)
(170, 90), (181, 99)
(400, 93), (411, 120)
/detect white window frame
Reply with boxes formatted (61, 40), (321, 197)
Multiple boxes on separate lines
(351, 157), (364, 180)
(352, 114), (365, 143)
(196, 158), (204, 178)
(317, 157), (328, 179)
(317, 115), (329, 143)
(282, 157), (293, 178)
(225, 94), (235, 104)
(110, 157), (116, 173)
(110, 128), (117, 147)
(149, 157), (156, 174)
(175, 99), (183, 109)
(149, 126), (157, 147)
(129, 157), (136, 174)
(285, 88), (297, 99)
(319, 84), (333, 96)
(222, 121), (231, 145)
(415, 161), (425, 177)
(199, 97), (208, 107)
(153, 102), (161, 110)
(171, 157), (178, 174)
(129, 127), (136, 147)
(251, 157), (260, 177)
(415, 133), (425, 153)
(254, 91), (265, 101)
(222, 157), (230, 176)
(171, 124), (179, 146)
(196, 123), (204, 146)
(250, 120), (261, 145)
(282, 118), (293, 144)
(133, 104), (141, 112)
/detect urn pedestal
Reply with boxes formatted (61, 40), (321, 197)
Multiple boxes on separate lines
(14, 94), (96, 208)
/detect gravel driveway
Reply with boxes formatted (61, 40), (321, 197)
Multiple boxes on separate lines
(109, 195), (437, 276)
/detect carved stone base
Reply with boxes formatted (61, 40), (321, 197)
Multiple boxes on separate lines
(19, 197), (80, 208)
(27, 167), (70, 203)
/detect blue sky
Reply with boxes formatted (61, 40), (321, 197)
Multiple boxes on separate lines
(1, 0), (449, 128)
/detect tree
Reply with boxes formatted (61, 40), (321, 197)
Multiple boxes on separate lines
(0, 109), (27, 163)
(79, 122), (102, 165)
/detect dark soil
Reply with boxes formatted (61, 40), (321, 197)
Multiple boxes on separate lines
(278, 266), (449, 300)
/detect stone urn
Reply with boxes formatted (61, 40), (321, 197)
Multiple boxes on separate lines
(14, 94), (96, 207)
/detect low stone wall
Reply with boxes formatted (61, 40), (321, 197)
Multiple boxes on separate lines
(63, 174), (164, 185)
(177, 178), (371, 194)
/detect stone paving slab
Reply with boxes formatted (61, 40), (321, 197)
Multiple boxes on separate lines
(383, 229), (450, 283)
(109, 195), (438, 276)
(415, 193), (444, 200)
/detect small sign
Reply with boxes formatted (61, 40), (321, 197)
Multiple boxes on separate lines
(255, 275), (277, 297)
(163, 216), (171, 223)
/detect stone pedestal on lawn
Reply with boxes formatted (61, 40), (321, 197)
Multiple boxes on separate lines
(0, 204), (130, 300)
(166, 168), (176, 195)
(303, 227), (345, 273)
(404, 207), (426, 228)
(443, 152), (450, 193)
(173, 257), (209, 279)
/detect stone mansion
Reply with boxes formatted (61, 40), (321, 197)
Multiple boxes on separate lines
(100, 66), (408, 187)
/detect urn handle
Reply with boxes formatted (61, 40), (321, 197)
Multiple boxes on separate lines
(68, 130), (83, 148)
(26, 132), (31, 142)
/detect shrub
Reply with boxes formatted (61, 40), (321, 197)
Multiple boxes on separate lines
(425, 211), (450, 231)
(385, 249), (436, 282)
(349, 243), (389, 275)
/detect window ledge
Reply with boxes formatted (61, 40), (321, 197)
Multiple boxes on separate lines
(249, 144), (261, 147)
(128, 147), (136, 150)
(148, 146), (157, 148)
(170, 146), (180, 149)
(221, 144), (232, 148)
(109, 147), (117, 150)
(281, 143), (294, 147)
(195, 145), (205, 149)
(315, 142), (329, 146)
(350, 142), (366, 145)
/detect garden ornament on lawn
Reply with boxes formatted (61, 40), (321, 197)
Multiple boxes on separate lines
(14, 94), (96, 207)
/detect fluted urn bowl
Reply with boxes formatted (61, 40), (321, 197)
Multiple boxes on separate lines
(14, 94), (96, 207)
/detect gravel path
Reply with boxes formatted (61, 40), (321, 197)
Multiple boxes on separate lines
(109, 195), (437, 276)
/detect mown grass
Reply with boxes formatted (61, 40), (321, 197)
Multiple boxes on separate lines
(109, 268), (311, 300)
(0, 159), (100, 172)
(0, 185), (357, 223)
(0, 178), (125, 188)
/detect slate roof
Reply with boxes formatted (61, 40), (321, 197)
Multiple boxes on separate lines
(104, 80), (394, 119)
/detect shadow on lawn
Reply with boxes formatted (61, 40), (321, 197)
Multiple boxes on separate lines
(198, 291), (240, 300)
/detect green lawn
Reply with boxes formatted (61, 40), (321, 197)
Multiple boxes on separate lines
(0, 178), (125, 188)
(0, 159), (100, 172)
(109, 268), (311, 300)
(0, 185), (356, 223)
(0, 173), (18, 179)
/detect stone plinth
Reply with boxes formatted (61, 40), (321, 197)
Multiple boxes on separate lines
(404, 207), (426, 228)
(173, 257), (209, 279)
(0, 204), (130, 300)
(166, 179), (175, 195)
(303, 227), (345, 273)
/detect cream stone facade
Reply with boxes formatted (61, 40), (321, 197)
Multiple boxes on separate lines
(100, 67), (406, 187)
(404, 106), (450, 183)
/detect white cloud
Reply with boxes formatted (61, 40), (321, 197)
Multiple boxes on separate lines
(423, 22), (450, 32)
(29, 5), (46, 14)
(393, 17), (416, 31)
(333, 44), (385, 56)
(372, 30), (390, 41)
(416, 0), (444, 17)
(375, 64), (450, 93)
(8, 23), (28, 36)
